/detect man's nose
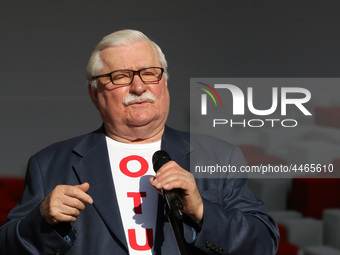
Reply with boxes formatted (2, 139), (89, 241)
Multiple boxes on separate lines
(129, 74), (147, 95)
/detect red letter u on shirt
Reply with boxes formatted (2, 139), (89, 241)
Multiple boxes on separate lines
(128, 228), (153, 251)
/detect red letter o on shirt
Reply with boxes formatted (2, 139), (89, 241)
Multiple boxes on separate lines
(119, 155), (149, 178)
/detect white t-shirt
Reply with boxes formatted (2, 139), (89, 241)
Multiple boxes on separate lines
(106, 137), (161, 255)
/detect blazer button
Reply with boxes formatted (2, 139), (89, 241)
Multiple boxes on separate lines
(215, 247), (223, 254)
(53, 249), (61, 255)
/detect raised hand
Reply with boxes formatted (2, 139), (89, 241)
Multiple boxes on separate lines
(40, 182), (93, 225)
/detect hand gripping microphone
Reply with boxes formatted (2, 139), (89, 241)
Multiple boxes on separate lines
(152, 150), (183, 220)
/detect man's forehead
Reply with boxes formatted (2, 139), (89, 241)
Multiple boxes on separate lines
(99, 41), (159, 70)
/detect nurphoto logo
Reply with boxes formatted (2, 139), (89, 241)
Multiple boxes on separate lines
(190, 78), (339, 179)
(196, 81), (312, 128)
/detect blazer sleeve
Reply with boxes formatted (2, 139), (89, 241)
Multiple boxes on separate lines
(186, 146), (280, 255)
(0, 155), (75, 255)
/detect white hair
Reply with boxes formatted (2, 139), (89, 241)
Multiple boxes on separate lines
(86, 29), (168, 90)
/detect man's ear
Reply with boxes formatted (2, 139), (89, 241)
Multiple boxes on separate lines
(88, 83), (99, 109)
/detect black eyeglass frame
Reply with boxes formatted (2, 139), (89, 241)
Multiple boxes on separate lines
(91, 67), (164, 86)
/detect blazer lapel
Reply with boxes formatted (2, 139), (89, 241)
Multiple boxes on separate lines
(72, 131), (128, 252)
(161, 126), (192, 171)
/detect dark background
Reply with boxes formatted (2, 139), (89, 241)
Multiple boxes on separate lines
(1, 0), (340, 176)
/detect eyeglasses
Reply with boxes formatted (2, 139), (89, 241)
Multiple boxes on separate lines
(91, 67), (164, 86)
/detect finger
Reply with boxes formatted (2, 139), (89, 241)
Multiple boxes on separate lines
(60, 205), (81, 217)
(154, 161), (176, 175)
(53, 212), (78, 223)
(156, 162), (190, 181)
(155, 170), (187, 188)
(76, 182), (94, 204)
(153, 174), (184, 191)
(75, 182), (90, 192)
(62, 196), (87, 211)
(149, 177), (163, 195)
(60, 215), (78, 223)
(149, 176), (155, 185)
(64, 185), (93, 204)
(161, 179), (187, 191)
(46, 202), (80, 224)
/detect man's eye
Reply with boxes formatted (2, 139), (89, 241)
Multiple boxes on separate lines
(143, 72), (156, 76)
(113, 74), (129, 80)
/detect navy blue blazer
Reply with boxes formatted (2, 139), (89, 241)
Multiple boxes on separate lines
(0, 126), (279, 255)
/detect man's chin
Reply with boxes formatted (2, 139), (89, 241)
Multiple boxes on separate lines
(126, 111), (155, 126)
(127, 119), (153, 128)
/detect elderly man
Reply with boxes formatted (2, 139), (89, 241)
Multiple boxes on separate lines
(0, 30), (279, 255)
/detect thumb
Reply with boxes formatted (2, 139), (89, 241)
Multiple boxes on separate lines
(75, 182), (90, 192)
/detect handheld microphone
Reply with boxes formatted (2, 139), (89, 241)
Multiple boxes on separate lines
(152, 150), (183, 220)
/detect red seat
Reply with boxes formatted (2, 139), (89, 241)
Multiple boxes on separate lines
(0, 212), (8, 226)
(0, 177), (25, 201)
(277, 224), (287, 242)
(276, 223), (299, 255)
(0, 177), (25, 227)
(0, 195), (18, 213)
(276, 241), (299, 255)
(291, 177), (340, 219)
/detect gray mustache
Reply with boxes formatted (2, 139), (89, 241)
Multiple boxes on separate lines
(123, 91), (157, 105)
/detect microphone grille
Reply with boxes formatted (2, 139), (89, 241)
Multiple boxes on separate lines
(152, 150), (171, 172)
